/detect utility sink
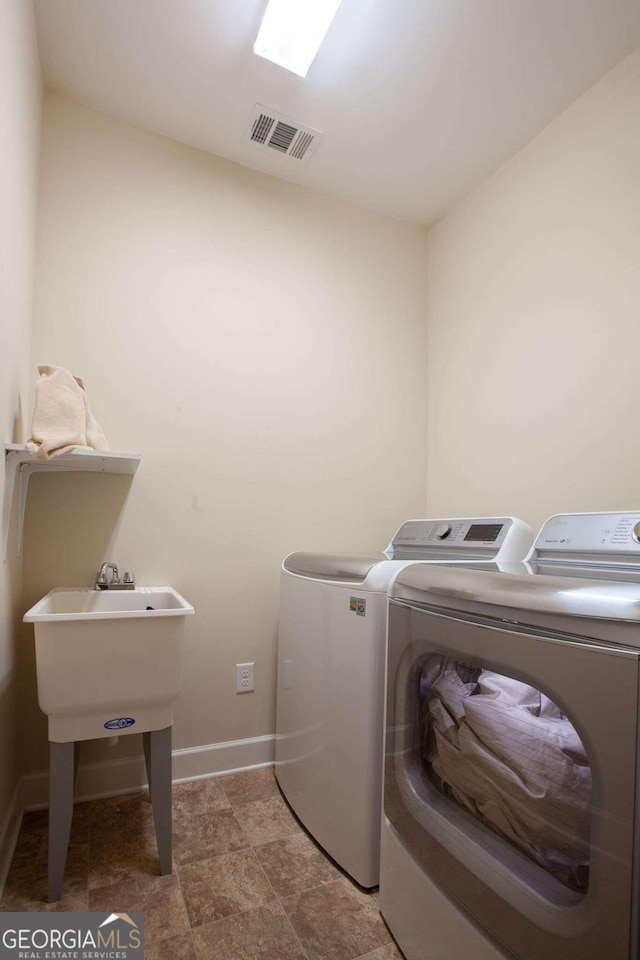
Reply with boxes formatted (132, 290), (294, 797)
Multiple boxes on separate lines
(24, 587), (194, 742)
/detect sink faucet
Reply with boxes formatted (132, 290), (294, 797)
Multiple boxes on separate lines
(95, 562), (135, 590)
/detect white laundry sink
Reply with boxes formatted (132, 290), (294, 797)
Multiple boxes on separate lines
(24, 587), (194, 742)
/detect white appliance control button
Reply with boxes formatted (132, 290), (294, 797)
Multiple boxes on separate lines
(632, 522), (640, 544)
(434, 523), (453, 540)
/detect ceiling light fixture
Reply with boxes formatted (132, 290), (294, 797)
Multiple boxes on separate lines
(253, 0), (343, 78)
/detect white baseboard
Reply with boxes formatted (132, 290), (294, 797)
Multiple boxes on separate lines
(172, 733), (275, 784)
(20, 733), (276, 810)
(0, 783), (23, 900)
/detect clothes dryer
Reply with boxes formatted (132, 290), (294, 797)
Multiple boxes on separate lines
(275, 517), (532, 888)
(381, 511), (640, 960)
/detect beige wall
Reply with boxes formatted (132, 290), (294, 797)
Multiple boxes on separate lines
(425, 47), (640, 535)
(23, 95), (429, 772)
(0, 0), (41, 827)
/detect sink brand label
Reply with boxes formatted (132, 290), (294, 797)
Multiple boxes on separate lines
(349, 597), (366, 617)
(104, 717), (136, 730)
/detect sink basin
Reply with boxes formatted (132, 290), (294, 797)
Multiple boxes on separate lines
(26, 586), (193, 619)
(24, 587), (194, 742)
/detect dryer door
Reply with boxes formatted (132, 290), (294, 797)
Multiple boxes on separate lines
(384, 601), (640, 960)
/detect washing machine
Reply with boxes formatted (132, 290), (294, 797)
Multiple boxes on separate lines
(275, 516), (532, 888)
(381, 510), (640, 960)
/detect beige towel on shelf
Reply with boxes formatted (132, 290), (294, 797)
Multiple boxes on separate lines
(26, 364), (109, 459)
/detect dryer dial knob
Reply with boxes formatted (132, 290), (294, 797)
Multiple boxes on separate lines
(633, 522), (640, 544)
(434, 523), (453, 540)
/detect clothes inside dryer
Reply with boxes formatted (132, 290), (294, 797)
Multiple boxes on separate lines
(419, 657), (592, 892)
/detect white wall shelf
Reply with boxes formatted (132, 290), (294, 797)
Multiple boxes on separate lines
(3, 445), (141, 561)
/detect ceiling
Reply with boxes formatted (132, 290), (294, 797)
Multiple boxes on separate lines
(34, 0), (640, 226)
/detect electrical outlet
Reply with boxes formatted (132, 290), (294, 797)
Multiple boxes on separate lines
(236, 662), (255, 694)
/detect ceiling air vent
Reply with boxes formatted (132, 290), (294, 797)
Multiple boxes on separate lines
(243, 104), (323, 165)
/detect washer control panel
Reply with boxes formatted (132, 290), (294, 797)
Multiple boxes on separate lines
(387, 517), (512, 556)
(535, 512), (640, 557)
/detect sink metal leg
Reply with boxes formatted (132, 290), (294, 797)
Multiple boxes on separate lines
(143, 727), (172, 875)
(48, 740), (76, 902)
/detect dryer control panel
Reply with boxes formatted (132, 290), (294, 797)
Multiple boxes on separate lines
(534, 512), (640, 560)
(385, 517), (532, 562)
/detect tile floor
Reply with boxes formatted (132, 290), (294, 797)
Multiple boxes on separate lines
(0, 766), (404, 960)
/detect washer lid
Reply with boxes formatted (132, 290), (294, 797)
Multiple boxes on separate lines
(283, 552), (384, 582)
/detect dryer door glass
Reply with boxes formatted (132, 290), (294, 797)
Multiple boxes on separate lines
(419, 656), (591, 894)
(384, 602), (640, 960)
